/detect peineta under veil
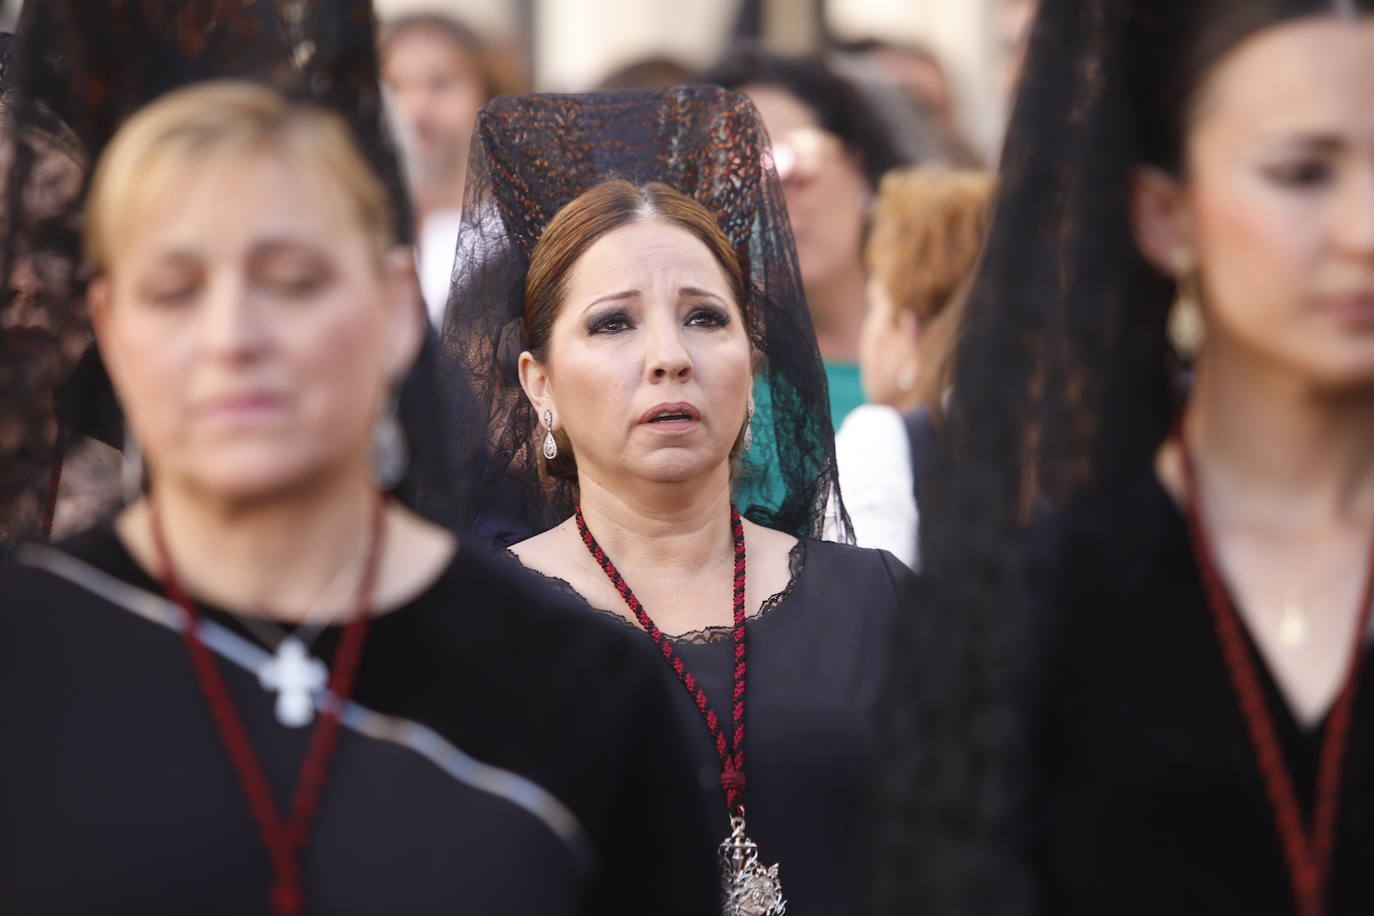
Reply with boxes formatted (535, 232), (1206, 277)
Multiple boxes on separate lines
(0, 0), (463, 544)
(440, 85), (850, 545)
(871, 1), (1374, 913)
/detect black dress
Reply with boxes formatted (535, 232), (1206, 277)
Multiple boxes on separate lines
(1032, 473), (1374, 914)
(0, 525), (719, 915)
(512, 537), (915, 915)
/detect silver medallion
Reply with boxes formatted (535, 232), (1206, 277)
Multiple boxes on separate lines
(719, 812), (786, 916)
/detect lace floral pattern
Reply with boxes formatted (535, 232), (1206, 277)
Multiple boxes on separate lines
(500, 538), (807, 645)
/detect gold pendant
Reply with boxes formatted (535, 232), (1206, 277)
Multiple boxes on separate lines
(719, 813), (786, 916)
(1279, 591), (1309, 649)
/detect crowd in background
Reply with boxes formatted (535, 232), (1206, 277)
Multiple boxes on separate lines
(11, 0), (1374, 915)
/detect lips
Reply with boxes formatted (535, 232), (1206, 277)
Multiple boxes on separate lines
(196, 392), (287, 424)
(1321, 294), (1374, 326)
(639, 401), (702, 425)
(0, 325), (57, 359)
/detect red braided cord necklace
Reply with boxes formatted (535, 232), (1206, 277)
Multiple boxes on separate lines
(41, 422), (65, 542)
(1175, 419), (1374, 916)
(575, 503), (748, 813)
(150, 493), (386, 916)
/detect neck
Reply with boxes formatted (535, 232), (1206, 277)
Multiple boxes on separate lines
(125, 462), (380, 623)
(412, 166), (467, 225)
(575, 465), (735, 578)
(807, 262), (867, 363)
(1185, 337), (1374, 530)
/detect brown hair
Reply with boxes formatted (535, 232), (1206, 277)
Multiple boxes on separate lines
(524, 179), (747, 477)
(865, 166), (994, 416)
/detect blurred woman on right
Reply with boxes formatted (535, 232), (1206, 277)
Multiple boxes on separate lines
(831, 166), (993, 570)
(873, 2), (1374, 916)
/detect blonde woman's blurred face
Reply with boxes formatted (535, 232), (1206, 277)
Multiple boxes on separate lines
(91, 155), (419, 502)
(524, 219), (752, 488)
(1177, 17), (1374, 388)
(858, 275), (920, 407)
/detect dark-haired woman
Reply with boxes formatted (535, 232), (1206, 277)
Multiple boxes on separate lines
(705, 49), (906, 428)
(445, 88), (915, 915)
(873, 3), (1374, 916)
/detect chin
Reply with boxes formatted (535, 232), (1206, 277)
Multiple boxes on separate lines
(634, 452), (724, 485)
(182, 452), (331, 504)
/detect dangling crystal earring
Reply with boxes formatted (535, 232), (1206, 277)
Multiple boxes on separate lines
(741, 402), (755, 452)
(1168, 248), (1205, 358)
(121, 429), (144, 504)
(542, 409), (559, 461)
(370, 388), (409, 491)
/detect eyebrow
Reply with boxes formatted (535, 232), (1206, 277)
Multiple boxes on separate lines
(679, 286), (728, 303)
(1262, 133), (1345, 154)
(582, 289), (640, 313)
(247, 237), (324, 260)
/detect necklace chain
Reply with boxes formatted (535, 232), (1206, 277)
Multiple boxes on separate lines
(150, 492), (387, 916)
(575, 503), (749, 813)
(1176, 417), (1374, 916)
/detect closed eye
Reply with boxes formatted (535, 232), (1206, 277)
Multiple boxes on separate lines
(1263, 159), (1334, 189)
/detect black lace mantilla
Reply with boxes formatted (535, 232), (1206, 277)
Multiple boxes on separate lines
(440, 87), (851, 545)
(500, 538), (807, 646)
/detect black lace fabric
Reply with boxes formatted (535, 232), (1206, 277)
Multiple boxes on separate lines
(871, 1), (1374, 913)
(501, 537), (808, 646)
(441, 86), (849, 543)
(872, 1), (1181, 913)
(0, 0), (463, 540)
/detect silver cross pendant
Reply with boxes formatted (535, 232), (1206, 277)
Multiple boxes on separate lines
(257, 636), (328, 728)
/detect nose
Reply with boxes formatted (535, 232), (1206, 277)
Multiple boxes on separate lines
(643, 313), (693, 383)
(1332, 166), (1374, 259)
(199, 274), (268, 364)
(4, 256), (45, 322)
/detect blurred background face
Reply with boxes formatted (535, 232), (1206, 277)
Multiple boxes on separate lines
(532, 218), (752, 487)
(745, 84), (869, 295)
(93, 154), (414, 502)
(382, 26), (486, 189)
(0, 129), (84, 375)
(858, 275), (919, 405)
(1180, 15), (1374, 390)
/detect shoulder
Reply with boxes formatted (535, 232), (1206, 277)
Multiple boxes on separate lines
(787, 536), (917, 625)
(834, 405), (913, 489)
(802, 536), (914, 586)
(421, 538), (665, 691)
(836, 403), (908, 449)
(0, 523), (135, 608)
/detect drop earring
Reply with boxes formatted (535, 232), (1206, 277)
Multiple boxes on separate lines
(370, 387), (410, 491)
(1168, 248), (1205, 359)
(542, 409), (559, 460)
(742, 402), (755, 452)
(121, 430), (144, 504)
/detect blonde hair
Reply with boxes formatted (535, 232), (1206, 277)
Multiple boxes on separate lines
(865, 166), (994, 416)
(85, 80), (395, 273)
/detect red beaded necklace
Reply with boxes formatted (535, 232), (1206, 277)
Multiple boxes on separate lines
(1175, 420), (1374, 916)
(41, 422), (65, 542)
(150, 493), (386, 916)
(576, 503), (748, 812)
(575, 504), (786, 914)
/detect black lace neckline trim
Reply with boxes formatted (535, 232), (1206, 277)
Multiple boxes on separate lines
(501, 538), (808, 645)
